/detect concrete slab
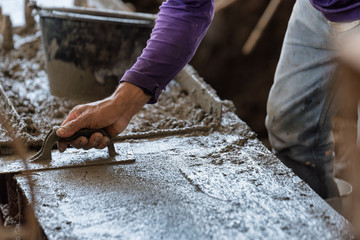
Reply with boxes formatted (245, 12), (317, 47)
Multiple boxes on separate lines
(14, 109), (354, 239)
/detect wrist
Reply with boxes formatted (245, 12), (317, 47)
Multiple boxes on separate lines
(112, 82), (151, 118)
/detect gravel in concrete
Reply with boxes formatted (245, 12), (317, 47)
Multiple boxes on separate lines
(14, 109), (354, 239)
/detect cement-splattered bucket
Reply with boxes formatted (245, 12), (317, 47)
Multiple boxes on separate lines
(37, 6), (155, 101)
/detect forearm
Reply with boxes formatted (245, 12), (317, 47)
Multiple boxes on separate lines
(112, 82), (151, 122)
(120, 0), (214, 103)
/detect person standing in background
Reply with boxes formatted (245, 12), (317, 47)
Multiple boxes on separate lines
(266, 0), (360, 199)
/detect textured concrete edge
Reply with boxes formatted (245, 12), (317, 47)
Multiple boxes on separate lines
(12, 133), (356, 240)
(175, 65), (223, 123)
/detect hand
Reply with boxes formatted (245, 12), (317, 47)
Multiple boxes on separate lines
(56, 82), (151, 152)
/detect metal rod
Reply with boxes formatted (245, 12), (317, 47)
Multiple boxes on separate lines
(215, 0), (237, 13)
(242, 0), (282, 55)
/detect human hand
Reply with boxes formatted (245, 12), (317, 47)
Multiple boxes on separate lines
(56, 82), (151, 152)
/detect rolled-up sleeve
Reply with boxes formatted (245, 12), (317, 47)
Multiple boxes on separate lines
(120, 0), (214, 103)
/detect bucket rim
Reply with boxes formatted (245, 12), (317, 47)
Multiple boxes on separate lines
(33, 3), (157, 20)
(39, 9), (155, 28)
(33, 3), (156, 27)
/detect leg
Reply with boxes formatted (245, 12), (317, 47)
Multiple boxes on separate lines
(266, 0), (339, 198)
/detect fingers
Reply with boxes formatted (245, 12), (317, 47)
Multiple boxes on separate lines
(83, 132), (102, 150)
(57, 133), (110, 152)
(95, 137), (110, 149)
(56, 95), (127, 152)
(57, 136), (88, 152)
(61, 105), (83, 126)
(57, 116), (86, 138)
(72, 136), (88, 149)
(57, 105), (87, 138)
(88, 132), (110, 150)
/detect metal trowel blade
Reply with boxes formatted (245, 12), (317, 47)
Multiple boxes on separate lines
(0, 142), (135, 174)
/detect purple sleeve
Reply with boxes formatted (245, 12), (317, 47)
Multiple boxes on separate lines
(310, 0), (360, 22)
(120, 0), (214, 103)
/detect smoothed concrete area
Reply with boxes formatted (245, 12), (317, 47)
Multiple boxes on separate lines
(0, 142), (135, 174)
(15, 109), (353, 239)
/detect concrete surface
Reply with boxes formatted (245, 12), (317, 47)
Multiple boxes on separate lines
(176, 66), (222, 123)
(0, 142), (135, 174)
(14, 107), (353, 239)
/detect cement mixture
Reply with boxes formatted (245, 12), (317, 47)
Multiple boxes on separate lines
(0, 26), (211, 153)
(13, 107), (354, 239)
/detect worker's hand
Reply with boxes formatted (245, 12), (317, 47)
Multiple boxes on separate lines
(56, 82), (151, 152)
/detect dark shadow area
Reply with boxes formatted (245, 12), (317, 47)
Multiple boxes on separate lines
(0, 174), (8, 204)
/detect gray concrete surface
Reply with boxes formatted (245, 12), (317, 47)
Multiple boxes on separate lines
(0, 142), (134, 174)
(15, 107), (353, 239)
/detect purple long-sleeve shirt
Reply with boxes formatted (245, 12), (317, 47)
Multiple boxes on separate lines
(120, 0), (214, 103)
(310, 0), (360, 22)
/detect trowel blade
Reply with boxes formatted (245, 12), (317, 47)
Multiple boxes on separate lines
(0, 142), (135, 174)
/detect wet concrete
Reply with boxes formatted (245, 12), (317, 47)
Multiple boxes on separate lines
(13, 107), (354, 239)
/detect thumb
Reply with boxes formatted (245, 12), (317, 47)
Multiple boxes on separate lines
(57, 116), (87, 138)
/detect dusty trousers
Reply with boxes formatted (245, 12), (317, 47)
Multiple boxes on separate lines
(266, 0), (342, 199)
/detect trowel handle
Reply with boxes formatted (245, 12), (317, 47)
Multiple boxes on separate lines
(56, 127), (118, 157)
(57, 128), (111, 142)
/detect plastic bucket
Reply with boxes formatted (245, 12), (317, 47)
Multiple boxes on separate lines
(38, 7), (155, 101)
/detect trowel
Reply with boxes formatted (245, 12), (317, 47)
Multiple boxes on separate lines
(30, 126), (118, 162)
(0, 126), (136, 174)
